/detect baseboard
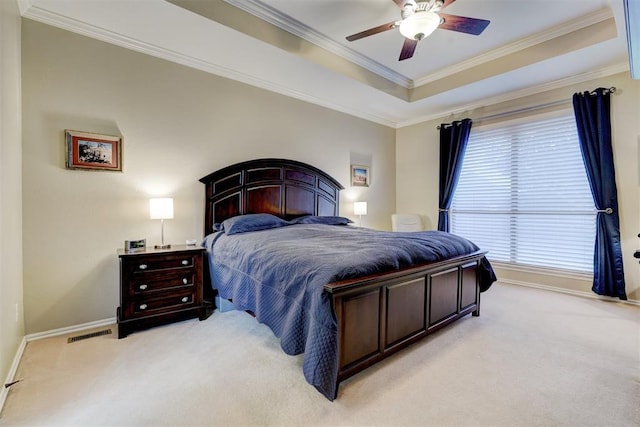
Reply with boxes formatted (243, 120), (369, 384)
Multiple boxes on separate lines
(1, 317), (116, 415)
(0, 336), (27, 416)
(25, 317), (117, 342)
(499, 279), (640, 306)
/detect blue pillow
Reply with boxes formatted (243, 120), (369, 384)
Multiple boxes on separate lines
(220, 213), (290, 235)
(291, 215), (353, 225)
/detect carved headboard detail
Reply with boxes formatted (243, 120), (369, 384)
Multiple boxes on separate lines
(199, 158), (344, 236)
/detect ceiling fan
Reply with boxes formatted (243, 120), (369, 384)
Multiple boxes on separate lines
(346, 0), (490, 61)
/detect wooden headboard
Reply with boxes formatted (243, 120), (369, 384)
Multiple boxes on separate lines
(199, 158), (344, 236)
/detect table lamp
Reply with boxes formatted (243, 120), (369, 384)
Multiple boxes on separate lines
(354, 201), (367, 227)
(149, 197), (173, 249)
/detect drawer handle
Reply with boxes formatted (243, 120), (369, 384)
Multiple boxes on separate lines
(181, 260), (189, 266)
(139, 304), (148, 310)
(139, 284), (148, 290)
(181, 297), (189, 303)
(182, 278), (188, 285)
(139, 264), (148, 270)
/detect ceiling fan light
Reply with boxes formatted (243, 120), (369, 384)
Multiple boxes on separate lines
(399, 11), (441, 41)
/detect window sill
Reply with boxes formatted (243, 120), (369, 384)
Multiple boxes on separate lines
(490, 261), (593, 281)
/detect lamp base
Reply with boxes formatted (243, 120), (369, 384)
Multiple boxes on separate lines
(154, 244), (171, 249)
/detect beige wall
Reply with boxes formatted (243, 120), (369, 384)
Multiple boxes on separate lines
(397, 72), (640, 301)
(16, 15), (640, 338)
(21, 20), (396, 334)
(0, 0), (24, 389)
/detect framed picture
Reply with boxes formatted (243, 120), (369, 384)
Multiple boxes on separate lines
(351, 164), (370, 187)
(65, 130), (122, 171)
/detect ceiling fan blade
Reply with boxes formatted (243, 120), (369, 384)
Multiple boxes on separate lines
(346, 21), (397, 41)
(399, 38), (418, 61)
(438, 13), (490, 35)
(441, 0), (457, 9)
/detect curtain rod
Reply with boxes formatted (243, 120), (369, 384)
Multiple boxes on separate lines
(437, 86), (617, 129)
(437, 99), (569, 129)
(590, 86), (616, 95)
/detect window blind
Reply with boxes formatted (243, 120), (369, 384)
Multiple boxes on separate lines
(450, 114), (596, 272)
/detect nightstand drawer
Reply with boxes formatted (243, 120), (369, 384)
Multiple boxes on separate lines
(127, 254), (195, 272)
(130, 269), (196, 294)
(125, 253), (196, 272)
(131, 290), (196, 316)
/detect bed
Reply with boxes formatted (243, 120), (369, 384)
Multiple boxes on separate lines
(199, 158), (496, 400)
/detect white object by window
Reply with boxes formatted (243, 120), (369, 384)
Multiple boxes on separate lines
(392, 214), (423, 232)
(450, 113), (596, 273)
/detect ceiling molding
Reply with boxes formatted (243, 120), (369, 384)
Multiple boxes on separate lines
(225, 0), (412, 88)
(19, 2), (398, 127)
(169, 0), (410, 101)
(409, 16), (618, 103)
(412, 7), (614, 87)
(16, 0), (33, 15)
(398, 62), (630, 128)
(226, 0), (615, 92)
(18, 1), (629, 130)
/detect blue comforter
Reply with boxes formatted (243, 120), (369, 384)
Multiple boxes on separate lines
(202, 222), (495, 400)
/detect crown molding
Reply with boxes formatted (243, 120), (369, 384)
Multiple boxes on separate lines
(18, 1), (628, 129)
(19, 2), (399, 127)
(16, 0), (32, 15)
(412, 7), (615, 88)
(398, 62), (629, 128)
(226, 1), (615, 93)
(225, 0), (412, 88)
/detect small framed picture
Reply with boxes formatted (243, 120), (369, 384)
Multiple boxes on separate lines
(351, 164), (370, 187)
(65, 130), (122, 171)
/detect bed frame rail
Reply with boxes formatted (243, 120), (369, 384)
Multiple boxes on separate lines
(325, 251), (485, 396)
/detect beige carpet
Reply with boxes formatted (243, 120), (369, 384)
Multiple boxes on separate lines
(1, 282), (639, 427)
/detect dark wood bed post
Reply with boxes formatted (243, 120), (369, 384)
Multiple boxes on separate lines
(473, 282), (481, 317)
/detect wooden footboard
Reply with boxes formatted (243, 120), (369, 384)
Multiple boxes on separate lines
(324, 251), (485, 399)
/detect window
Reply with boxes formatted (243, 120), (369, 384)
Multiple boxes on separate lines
(450, 113), (595, 273)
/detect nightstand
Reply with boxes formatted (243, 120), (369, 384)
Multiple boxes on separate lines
(117, 245), (211, 338)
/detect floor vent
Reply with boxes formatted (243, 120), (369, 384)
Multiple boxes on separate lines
(67, 328), (112, 343)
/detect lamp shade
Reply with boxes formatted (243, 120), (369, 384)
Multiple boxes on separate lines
(399, 11), (441, 40)
(354, 201), (368, 216)
(149, 198), (174, 220)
